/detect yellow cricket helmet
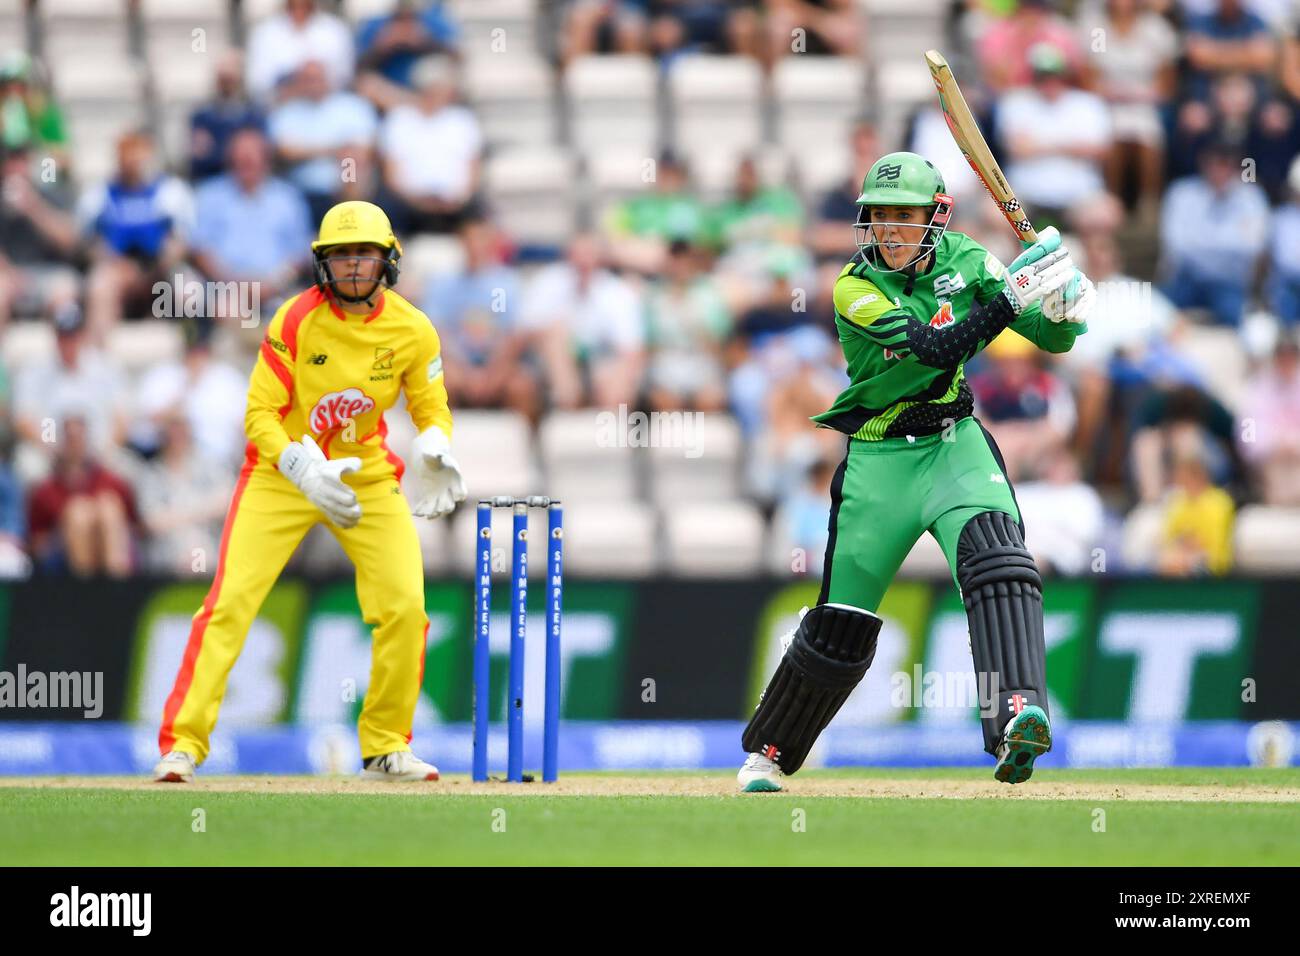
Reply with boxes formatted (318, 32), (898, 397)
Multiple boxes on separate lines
(312, 201), (403, 303)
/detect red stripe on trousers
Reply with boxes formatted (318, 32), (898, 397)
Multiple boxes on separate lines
(406, 618), (430, 745)
(158, 449), (258, 754)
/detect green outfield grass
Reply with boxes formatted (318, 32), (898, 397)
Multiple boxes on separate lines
(3, 769), (1297, 866)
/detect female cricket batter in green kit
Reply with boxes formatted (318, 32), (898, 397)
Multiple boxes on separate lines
(737, 151), (1096, 792)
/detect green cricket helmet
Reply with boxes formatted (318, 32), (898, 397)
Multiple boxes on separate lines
(854, 151), (954, 273)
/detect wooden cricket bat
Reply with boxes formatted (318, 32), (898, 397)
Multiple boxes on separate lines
(925, 49), (1037, 244)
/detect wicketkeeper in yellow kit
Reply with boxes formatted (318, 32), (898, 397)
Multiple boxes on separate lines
(154, 201), (467, 783)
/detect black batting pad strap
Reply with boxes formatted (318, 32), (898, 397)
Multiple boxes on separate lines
(741, 603), (882, 773)
(956, 511), (1050, 755)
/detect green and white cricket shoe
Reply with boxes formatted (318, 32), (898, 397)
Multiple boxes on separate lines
(993, 705), (1052, 784)
(154, 750), (197, 783)
(737, 752), (784, 792)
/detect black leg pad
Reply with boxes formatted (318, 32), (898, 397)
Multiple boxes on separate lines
(741, 603), (882, 774)
(956, 511), (1050, 755)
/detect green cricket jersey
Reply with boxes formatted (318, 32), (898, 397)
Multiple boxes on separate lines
(813, 230), (1087, 440)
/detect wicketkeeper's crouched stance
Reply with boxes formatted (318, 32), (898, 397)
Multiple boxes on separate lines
(739, 153), (1096, 791)
(154, 201), (467, 783)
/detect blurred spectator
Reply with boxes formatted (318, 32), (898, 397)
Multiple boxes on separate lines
(1237, 335), (1300, 504)
(268, 60), (378, 223)
(809, 116), (880, 261)
(643, 239), (732, 411)
(727, 248), (821, 435)
(603, 151), (711, 274)
(422, 218), (538, 418)
(77, 130), (195, 341)
(763, 0), (862, 68)
(649, 1), (762, 62)
(26, 415), (136, 577)
(1015, 444), (1105, 575)
(1171, 72), (1298, 202)
(0, 142), (80, 329)
(189, 50), (266, 182)
(1159, 140), (1270, 327)
(998, 43), (1111, 226)
(1156, 438), (1235, 576)
(1184, 0), (1276, 103)
(1062, 230), (1178, 482)
(969, 330), (1077, 482)
(743, 325), (843, 499)
(0, 434), (29, 579)
(0, 51), (67, 164)
(773, 450), (839, 575)
(907, 105), (981, 204)
(377, 56), (483, 235)
(11, 302), (129, 462)
(709, 155), (803, 259)
(136, 411), (230, 575)
(191, 127), (312, 309)
(246, 0), (355, 104)
(357, 0), (460, 93)
(1267, 156), (1300, 324)
(520, 233), (644, 409)
(1130, 382), (1244, 503)
(978, 0), (1086, 93)
(560, 1), (651, 64)
(1078, 0), (1177, 219)
(131, 322), (249, 470)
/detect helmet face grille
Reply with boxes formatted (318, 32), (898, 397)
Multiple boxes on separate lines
(312, 246), (402, 303)
(854, 197), (953, 274)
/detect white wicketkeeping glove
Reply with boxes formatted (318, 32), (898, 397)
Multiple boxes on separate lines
(278, 434), (362, 528)
(411, 426), (467, 519)
(1000, 226), (1075, 315)
(1042, 269), (1096, 324)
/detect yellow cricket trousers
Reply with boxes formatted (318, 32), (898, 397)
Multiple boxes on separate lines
(158, 458), (429, 762)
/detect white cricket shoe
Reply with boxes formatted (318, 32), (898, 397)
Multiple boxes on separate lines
(361, 751), (440, 782)
(154, 751), (197, 783)
(737, 752), (784, 793)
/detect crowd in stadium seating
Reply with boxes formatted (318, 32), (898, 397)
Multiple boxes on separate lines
(1, 0), (1299, 581)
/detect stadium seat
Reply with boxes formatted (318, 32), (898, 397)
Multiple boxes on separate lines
(585, 146), (664, 211)
(445, 409), (537, 502)
(463, 54), (557, 149)
(1234, 506), (1300, 573)
(1120, 503), (1165, 571)
(686, 148), (791, 204)
(396, 234), (466, 301)
(538, 410), (639, 502)
(556, 500), (660, 576)
(445, 0), (539, 60)
(668, 55), (764, 160)
(107, 321), (184, 373)
(772, 57), (865, 159)
(564, 55), (659, 155)
(1, 322), (55, 377)
(647, 413), (743, 507)
(446, 494), (592, 576)
(1173, 324), (1248, 413)
(794, 145), (851, 199)
(482, 146), (577, 248)
(663, 501), (766, 576)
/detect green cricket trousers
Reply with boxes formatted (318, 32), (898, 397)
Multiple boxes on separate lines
(818, 415), (1023, 612)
